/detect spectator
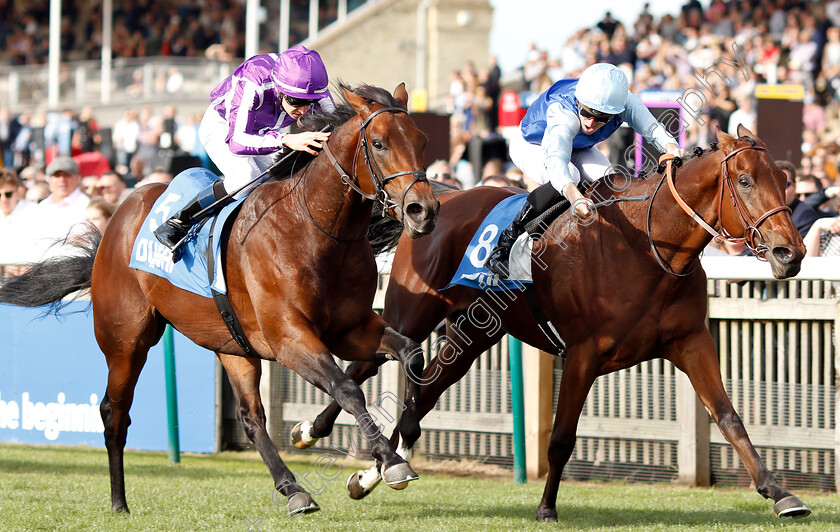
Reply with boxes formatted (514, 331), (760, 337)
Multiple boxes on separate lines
(426, 159), (461, 189)
(480, 158), (506, 182)
(72, 106), (101, 155)
(803, 215), (840, 257)
(795, 173), (837, 214)
(0, 167), (36, 271)
(112, 108), (141, 171)
(127, 154), (147, 186)
(0, 107), (12, 168)
(135, 167), (173, 188)
(777, 160), (829, 237)
(81, 175), (100, 199)
(86, 198), (117, 235)
(25, 182), (50, 203)
(97, 171), (129, 205)
(27, 156), (90, 259)
(727, 97), (757, 137)
(478, 175), (520, 188)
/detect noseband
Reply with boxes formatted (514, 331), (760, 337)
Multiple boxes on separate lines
(322, 106), (427, 218)
(650, 144), (791, 276)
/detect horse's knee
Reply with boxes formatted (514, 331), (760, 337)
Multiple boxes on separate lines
(100, 397), (130, 444)
(547, 433), (575, 463)
(237, 405), (267, 438)
(404, 344), (425, 378)
(715, 408), (747, 437)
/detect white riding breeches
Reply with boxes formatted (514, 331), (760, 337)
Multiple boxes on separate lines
(199, 106), (278, 199)
(508, 127), (614, 193)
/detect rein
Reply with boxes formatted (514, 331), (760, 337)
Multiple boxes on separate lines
(648, 145), (791, 277)
(322, 106), (427, 219)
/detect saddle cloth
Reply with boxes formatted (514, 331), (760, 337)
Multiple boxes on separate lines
(129, 168), (245, 297)
(445, 194), (535, 291)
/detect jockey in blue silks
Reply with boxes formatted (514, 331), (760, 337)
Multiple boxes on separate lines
(154, 45), (335, 257)
(485, 63), (689, 278)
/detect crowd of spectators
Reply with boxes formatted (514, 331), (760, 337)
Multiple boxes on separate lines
(0, 0), (246, 66)
(439, 0), (840, 258)
(3, 0), (840, 268)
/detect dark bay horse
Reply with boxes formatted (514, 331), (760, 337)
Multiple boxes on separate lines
(295, 126), (812, 520)
(0, 83), (439, 516)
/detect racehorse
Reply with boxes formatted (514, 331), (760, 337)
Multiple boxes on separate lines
(293, 126), (812, 520)
(0, 83), (439, 516)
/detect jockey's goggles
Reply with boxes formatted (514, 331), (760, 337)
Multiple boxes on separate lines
(283, 94), (319, 108)
(577, 102), (615, 123)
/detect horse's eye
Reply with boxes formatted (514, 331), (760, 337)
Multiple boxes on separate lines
(372, 140), (385, 150)
(738, 175), (752, 188)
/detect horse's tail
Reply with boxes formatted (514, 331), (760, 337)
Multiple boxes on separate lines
(369, 180), (456, 255)
(0, 229), (101, 315)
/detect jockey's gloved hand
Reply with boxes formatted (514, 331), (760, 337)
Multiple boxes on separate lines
(563, 182), (595, 220)
(665, 143), (690, 159)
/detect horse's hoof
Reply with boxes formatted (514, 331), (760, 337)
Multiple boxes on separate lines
(290, 421), (319, 450)
(536, 507), (558, 522)
(774, 495), (811, 518)
(346, 471), (371, 500)
(287, 492), (320, 516)
(111, 505), (130, 514)
(381, 462), (418, 489)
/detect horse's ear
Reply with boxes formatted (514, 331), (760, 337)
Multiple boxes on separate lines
(736, 123), (767, 147)
(715, 127), (736, 152)
(393, 83), (409, 110)
(342, 85), (372, 120)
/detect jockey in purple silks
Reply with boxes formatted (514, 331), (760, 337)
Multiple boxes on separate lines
(154, 45), (334, 256)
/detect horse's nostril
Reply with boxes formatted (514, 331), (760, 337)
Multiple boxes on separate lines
(772, 246), (794, 264)
(405, 202), (425, 219)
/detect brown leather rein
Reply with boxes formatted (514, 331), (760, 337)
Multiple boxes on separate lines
(650, 145), (791, 276)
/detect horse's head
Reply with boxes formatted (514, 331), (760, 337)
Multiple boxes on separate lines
(342, 83), (439, 238)
(714, 125), (806, 278)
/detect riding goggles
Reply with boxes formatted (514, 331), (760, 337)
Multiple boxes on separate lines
(284, 94), (319, 108)
(577, 102), (615, 123)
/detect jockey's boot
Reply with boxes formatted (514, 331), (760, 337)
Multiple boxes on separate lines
(484, 201), (538, 279)
(485, 182), (567, 279)
(153, 180), (231, 262)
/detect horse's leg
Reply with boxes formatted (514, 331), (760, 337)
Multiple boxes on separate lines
(218, 353), (320, 516)
(284, 333), (418, 488)
(100, 350), (152, 512)
(536, 348), (599, 522)
(95, 299), (164, 512)
(666, 331), (811, 518)
(291, 360), (384, 449)
(347, 316), (503, 499)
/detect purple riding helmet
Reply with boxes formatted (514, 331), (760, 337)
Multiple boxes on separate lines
(272, 45), (332, 101)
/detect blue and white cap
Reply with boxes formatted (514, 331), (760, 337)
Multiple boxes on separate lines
(574, 63), (629, 115)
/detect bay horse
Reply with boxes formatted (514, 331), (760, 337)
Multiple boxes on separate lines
(294, 125), (812, 520)
(0, 83), (439, 516)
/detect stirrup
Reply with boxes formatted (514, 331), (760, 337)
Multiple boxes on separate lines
(154, 219), (189, 248)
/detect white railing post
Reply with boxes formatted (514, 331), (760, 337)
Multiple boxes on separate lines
(677, 370), (710, 485)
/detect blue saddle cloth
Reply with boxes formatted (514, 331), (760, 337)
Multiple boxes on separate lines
(129, 168), (245, 297)
(445, 193), (533, 291)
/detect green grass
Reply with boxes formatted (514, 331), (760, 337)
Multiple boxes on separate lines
(0, 443), (838, 531)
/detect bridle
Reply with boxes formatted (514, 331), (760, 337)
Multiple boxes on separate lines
(648, 143), (791, 277)
(322, 106), (427, 219)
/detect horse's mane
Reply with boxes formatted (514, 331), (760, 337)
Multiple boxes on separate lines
(268, 82), (401, 180)
(299, 82), (399, 133)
